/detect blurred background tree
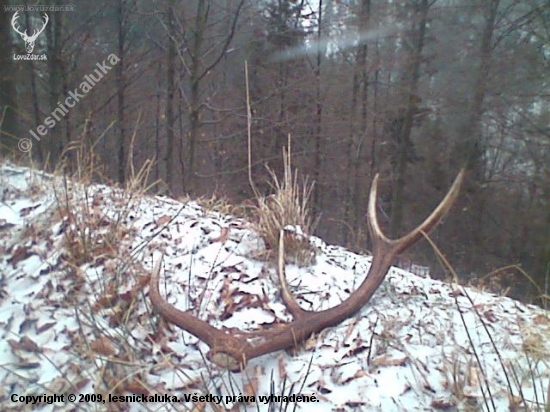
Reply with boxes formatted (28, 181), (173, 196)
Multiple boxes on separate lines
(3, 0), (549, 304)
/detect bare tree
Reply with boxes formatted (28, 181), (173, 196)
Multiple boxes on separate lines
(344, 0), (371, 247)
(115, 0), (127, 183)
(388, 0), (432, 238)
(164, 0), (177, 190)
(0, 0), (19, 156)
(181, 0), (245, 193)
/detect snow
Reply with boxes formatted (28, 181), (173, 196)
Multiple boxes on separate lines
(0, 162), (548, 411)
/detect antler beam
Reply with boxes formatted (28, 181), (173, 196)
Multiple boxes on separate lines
(149, 170), (464, 371)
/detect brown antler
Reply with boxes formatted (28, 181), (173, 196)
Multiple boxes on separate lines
(149, 170), (464, 371)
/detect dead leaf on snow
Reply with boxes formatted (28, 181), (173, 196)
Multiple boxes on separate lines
(371, 354), (408, 367)
(90, 336), (117, 356)
(124, 379), (150, 396)
(36, 320), (56, 334)
(8, 336), (42, 353)
(155, 215), (172, 226)
(8, 246), (36, 267)
(533, 314), (549, 325)
(0, 219), (15, 231)
(20, 204), (41, 216)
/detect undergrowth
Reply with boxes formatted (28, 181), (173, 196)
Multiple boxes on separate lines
(426, 233), (550, 412)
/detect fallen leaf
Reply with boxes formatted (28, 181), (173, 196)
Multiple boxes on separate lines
(20, 204), (41, 216)
(124, 379), (149, 396)
(8, 336), (42, 353)
(533, 314), (549, 325)
(371, 354), (408, 367)
(155, 215), (172, 225)
(8, 246), (35, 267)
(90, 337), (117, 356)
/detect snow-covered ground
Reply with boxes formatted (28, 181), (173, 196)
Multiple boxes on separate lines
(1, 162), (548, 411)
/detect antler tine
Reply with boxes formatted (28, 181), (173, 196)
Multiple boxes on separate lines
(149, 170), (464, 371)
(368, 169), (465, 256)
(277, 229), (309, 318)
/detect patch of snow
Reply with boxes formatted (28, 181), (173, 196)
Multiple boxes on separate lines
(0, 162), (548, 411)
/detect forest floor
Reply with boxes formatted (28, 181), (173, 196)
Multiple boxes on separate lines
(1, 162), (549, 411)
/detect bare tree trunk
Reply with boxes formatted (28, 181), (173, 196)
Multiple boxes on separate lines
(459, 0), (498, 181)
(183, 0), (244, 193)
(344, 0), (370, 248)
(165, 0), (176, 191)
(155, 61), (161, 183)
(45, 3), (64, 166)
(313, 0), (324, 217)
(29, 61), (43, 164)
(389, 0), (429, 237)
(353, 0), (371, 247)
(116, 0), (126, 184)
(344, 68), (359, 246)
(454, 0), (498, 266)
(0, 2), (20, 157)
(370, 38), (381, 178)
(186, 0), (207, 193)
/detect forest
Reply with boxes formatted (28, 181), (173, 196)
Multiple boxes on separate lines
(1, 0), (549, 305)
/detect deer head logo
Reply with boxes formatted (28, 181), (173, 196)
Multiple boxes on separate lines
(11, 11), (49, 54)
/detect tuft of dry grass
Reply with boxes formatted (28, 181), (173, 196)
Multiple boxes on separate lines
(440, 349), (482, 411)
(245, 63), (316, 267)
(52, 117), (159, 267)
(468, 264), (549, 309)
(252, 148), (317, 267)
(46, 121), (177, 410)
(193, 192), (235, 216)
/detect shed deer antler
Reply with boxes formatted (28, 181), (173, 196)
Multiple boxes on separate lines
(149, 170), (464, 371)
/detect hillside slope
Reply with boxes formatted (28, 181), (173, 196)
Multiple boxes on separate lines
(1, 163), (549, 411)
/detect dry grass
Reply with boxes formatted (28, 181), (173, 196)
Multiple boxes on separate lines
(52, 117), (159, 267)
(425, 232), (550, 412)
(251, 149), (317, 267)
(45, 124), (180, 410)
(468, 264), (549, 310)
(193, 192), (236, 216)
(244, 62), (316, 268)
